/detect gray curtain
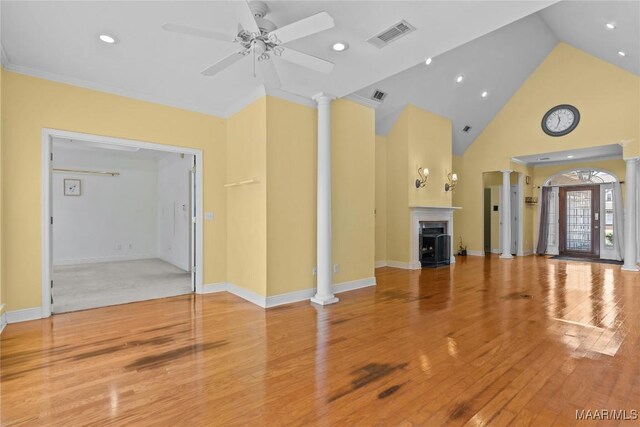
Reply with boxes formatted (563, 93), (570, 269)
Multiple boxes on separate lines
(536, 187), (551, 255)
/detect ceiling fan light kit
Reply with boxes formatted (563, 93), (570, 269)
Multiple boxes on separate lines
(163, 1), (336, 89)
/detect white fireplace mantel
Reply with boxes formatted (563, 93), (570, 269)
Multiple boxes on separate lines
(409, 206), (461, 270)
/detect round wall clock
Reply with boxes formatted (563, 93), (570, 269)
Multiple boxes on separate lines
(541, 104), (580, 137)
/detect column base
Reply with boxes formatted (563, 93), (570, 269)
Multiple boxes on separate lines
(621, 265), (640, 272)
(499, 253), (514, 260)
(310, 295), (339, 306)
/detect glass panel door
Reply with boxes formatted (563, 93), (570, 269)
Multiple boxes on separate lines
(565, 190), (592, 252)
(559, 185), (600, 257)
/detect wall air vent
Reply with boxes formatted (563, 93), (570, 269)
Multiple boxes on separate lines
(367, 20), (416, 48)
(371, 89), (388, 102)
(462, 125), (472, 133)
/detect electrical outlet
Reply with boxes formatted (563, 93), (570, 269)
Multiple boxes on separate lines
(205, 212), (214, 221)
(333, 264), (340, 273)
(312, 266), (317, 275)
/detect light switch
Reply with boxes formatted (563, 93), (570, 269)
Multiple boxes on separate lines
(205, 212), (214, 221)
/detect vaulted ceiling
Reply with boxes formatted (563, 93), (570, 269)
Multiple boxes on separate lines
(357, 0), (639, 154)
(0, 1), (553, 117)
(0, 1), (637, 155)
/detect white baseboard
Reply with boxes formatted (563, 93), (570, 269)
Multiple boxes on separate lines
(375, 260), (387, 268)
(491, 249), (501, 254)
(0, 304), (6, 334)
(6, 307), (42, 324)
(386, 260), (412, 269)
(226, 283), (268, 308)
(522, 249), (534, 256)
(222, 277), (378, 309)
(265, 288), (314, 308)
(53, 254), (155, 266)
(333, 277), (376, 294)
(202, 282), (228, 294)
(467, 250), (486, 257)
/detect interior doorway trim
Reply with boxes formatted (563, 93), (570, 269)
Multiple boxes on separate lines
(41, 128), (205, 318)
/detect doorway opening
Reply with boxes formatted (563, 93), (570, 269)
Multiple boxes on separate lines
(542, 169), (619, 261)
(42, 129), (204, 317)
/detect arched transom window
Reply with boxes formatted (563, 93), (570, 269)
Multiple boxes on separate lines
(546, 169), (617, 186)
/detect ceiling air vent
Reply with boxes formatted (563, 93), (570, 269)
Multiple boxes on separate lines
(367, 20), (416, 48)
(462, 125), (472, 133)
(371, 89), (388, 102)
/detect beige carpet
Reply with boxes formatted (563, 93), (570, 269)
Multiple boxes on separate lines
(52, 258), (192, 313)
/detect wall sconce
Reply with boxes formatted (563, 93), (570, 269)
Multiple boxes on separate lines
(445, 172), (458, 192)
(415, 167), (429, 188)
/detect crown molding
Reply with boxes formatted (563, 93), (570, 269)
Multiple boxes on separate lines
(343, 93), (380, 109)
(2, 62), (230, 118)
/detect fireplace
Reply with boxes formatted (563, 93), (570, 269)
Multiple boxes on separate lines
(419, 221), (451, 267)
(409, 206), (459, 270)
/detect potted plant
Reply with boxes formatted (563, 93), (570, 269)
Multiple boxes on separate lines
(458, 237), (467, 256)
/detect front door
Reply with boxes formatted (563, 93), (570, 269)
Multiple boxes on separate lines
(559, 185), (600, 258)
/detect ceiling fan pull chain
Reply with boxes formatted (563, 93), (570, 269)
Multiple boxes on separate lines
(253, 44), (257, 78)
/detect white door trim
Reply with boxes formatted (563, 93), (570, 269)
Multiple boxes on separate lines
(41, 128), (205, 318)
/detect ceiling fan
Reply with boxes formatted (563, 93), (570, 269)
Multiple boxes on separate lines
(162, 1), (335, 89)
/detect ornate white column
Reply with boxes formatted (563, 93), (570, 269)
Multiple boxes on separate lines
(311, 93), (339, 305)
(622, 158), (639, 271)
(500, 170), (513, 260)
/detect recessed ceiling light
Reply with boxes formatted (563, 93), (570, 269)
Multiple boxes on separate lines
(99, 34), (118, 44)
(567, 155), (575, 159)
(425, 57), (432, 65)
(455, 74), (464, 84)
(606, 23), (616, 30)
(481, 90), (488, 98)
(618, 50), (626, 57)
(332, 42), (348, 52)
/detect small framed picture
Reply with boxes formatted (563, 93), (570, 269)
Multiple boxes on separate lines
(64, 179), (81, 196)
(525, 176), (531, 185)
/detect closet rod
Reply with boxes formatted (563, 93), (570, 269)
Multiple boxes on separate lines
(53, 168), (120, 177)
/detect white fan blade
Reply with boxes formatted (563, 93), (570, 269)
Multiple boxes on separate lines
(239, 0), (260, 34)
(162, 23), (231, 43)
(268, 12), (334, 44)
(280, 48), (334, 73)
(257, 60), (281, 89)
(201, 51), (246, 76)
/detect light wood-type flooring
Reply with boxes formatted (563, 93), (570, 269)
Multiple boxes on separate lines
(1, 255), (639, 426)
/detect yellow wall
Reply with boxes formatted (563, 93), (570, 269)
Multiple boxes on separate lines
(458, 43), (640, 253)
(1, 70), (377, 310)
(385, 105), (453, 263)
(407, 105), (453, 208)
(385, 108), (410, 263)
(1, 71), (228, 311)
(0, 66), (4, 312)
(331, 99), (376, 283)
(227, 97), (268, 296)
(265, 97), (316, 295)
(375, 135), (387, 263)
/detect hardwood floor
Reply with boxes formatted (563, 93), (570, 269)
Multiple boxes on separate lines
(1, 255), (639, 426)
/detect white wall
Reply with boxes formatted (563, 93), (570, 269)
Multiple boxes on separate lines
(52, 149), (158, 265)
(157, 154), (193, 272)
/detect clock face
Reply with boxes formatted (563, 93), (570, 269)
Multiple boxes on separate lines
(542, 104), (580, 136)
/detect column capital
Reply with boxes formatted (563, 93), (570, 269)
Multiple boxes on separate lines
(623, 156), (640, 162)
(312, 92), (336, 104)
(500, 170), (513, 174)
